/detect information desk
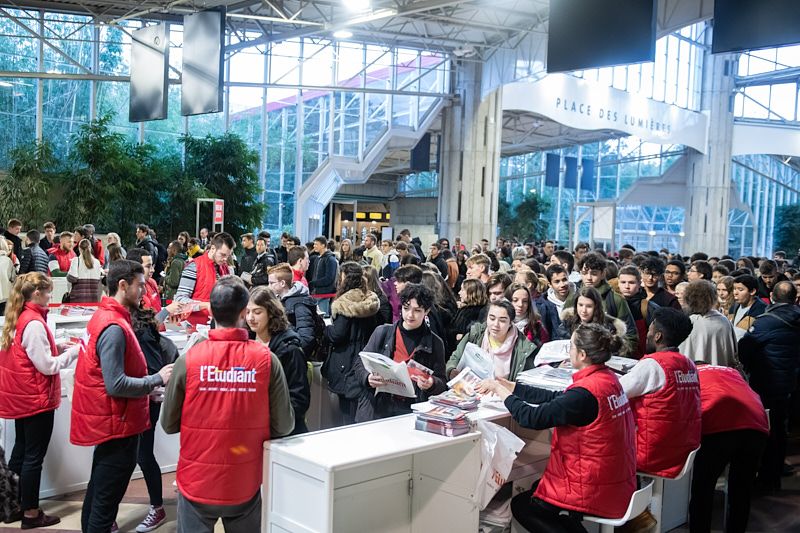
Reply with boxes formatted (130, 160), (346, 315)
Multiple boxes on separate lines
(263, 414), (483, 533)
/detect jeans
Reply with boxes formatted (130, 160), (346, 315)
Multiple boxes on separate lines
(337, 395), (357, 425)
(177, 490), (261, 533)
(81, 435), (140, 533)
(137, 402), (163, 507)
(8, 410), (55, 511)
(689, 429), (767, 533)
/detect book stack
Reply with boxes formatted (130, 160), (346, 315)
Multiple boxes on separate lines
(428, 389), (480, 410)
(415, 405), (471, 437)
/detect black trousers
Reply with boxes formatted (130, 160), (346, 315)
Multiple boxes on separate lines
(337, 395), (357, 425)
(81, 434), (140, 533)
(8, 410), (55, 511)
(136, 402), (163, 507)
(689, 429), (767, 533)
(511, 484), (587, 533)
(758, 395), (789, 488)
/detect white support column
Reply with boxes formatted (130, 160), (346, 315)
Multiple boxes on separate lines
(683, 52), (738, 257)
(438, 61), (502, 248)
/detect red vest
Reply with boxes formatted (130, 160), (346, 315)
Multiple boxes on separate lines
(142, 278), (162, 313)
(185, 253), (229, 327)
(0, 303), (61, 418)
(92, 239), (105, 266)
(177, 328), (272, 505)
(535, 364), (637, 518)
(697, 365), (769, 436)
(49, 247), (75, 274)
(630, 351), (702, 477)
(70, 297), (150, 446)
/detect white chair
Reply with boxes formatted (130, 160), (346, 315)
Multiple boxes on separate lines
(638, 446), (701, 533)
(582, 478), (655, 533)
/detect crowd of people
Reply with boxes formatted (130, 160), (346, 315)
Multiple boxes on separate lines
(1, 216), (799, 533)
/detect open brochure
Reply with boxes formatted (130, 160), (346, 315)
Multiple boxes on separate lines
(359, 352), (416, 398)
(516, 365), (577, 391)
(533, 340), (571, 366)
(455, 343), (495, 380)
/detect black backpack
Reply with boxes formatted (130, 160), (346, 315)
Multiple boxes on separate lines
(152, 240), (168, 277)
(287, 301), (329, 362)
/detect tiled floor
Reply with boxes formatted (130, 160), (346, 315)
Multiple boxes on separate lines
(3, 432), (800, 532)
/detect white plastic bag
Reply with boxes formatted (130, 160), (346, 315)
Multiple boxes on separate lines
(457, 343), (495, 380)
(474, 420), (525, 510)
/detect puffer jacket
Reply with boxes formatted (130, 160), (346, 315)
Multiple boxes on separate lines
(445, 322), (539, 380)
(739, 303), (800, 397)
(281, 281), (319, 355)
(322, 288), (380, 397)
(19, 243), (49, 275)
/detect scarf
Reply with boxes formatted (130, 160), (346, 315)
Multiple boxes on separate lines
(482, 326), (518, 380)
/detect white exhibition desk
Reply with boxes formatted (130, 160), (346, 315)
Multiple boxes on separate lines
(0, 310), (187, 499)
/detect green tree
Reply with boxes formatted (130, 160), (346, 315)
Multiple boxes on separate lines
(773, 204), (800, 254)
(497, 193), (551, 242)
(181, 133), (268, 240)
(0, 140), (58, 229)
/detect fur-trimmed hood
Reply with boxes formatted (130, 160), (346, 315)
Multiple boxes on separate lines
(560, 307), (627, 337)
(331, 288), (380, 319)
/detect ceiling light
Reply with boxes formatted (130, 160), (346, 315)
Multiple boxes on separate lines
(648, 230), (656, 236)
(0, 81), (11, 87)
(343, 0), (371, 12)
(342, 8), (397, 25)
(679, 232), (685, 237)
(529, 188), (536, 194)
(333, 30), (353, 39)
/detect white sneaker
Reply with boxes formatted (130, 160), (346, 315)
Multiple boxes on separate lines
(135, 506), (166, 532)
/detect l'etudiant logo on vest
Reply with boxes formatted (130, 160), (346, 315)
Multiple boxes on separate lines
(607, 390), (630, 419)
(674, 369), (699, 389)
(199, 365), (257, 392)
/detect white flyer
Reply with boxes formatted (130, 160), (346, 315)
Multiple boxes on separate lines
(359, 352), (416, 398)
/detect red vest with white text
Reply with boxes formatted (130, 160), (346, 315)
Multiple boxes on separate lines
(630, 351), (702, 477)
(70, 297), (150, 446)
(697, 365), (769, 436)
(0, 303), (61, 418)
(142, 278), (162, 313)
(535, 364), (636, 518)
(177, 328), (272, 505)
(185, 253), (229, 326)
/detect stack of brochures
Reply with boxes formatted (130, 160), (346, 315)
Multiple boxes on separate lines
(516, 366), (577, 391)
(429, 389), (479, 410)
(415, 405), (471, 437)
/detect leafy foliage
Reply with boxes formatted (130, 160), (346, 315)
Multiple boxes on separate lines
(181, 133), (268, 240)
(773, 204), (800, 254)
(497, 193), (551, 242)
(0, 140), (58, 229)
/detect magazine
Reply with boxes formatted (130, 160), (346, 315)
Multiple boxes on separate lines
(358, 352), (416, 398)
(447, 366), (484, 398)
(515, 365), (576, 391)
(406, 359), (434, 382)
(533, 340), (572, 366)
(456, 343), (495, 380)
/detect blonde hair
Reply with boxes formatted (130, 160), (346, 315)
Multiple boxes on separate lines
(78, 238), (94, 269)
(1, 273), (53, 350)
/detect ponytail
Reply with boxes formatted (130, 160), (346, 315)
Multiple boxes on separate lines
(79, 238), (94, 270)
(1, 273), (53, 350)
(572, 322), (625, 365)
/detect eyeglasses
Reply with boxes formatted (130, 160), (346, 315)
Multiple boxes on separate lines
(665, 270), (681, 275)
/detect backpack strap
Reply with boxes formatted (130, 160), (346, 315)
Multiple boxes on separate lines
(604, 288), (617, 317)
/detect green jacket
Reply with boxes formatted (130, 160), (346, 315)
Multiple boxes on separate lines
(163, 253), (187, 300)
(563, 280), (639, 354)
(446, 322), (539, 381)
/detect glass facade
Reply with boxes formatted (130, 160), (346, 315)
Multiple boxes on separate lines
(0, 8), (449, 235)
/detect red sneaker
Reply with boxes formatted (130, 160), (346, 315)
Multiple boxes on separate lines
(135, 506), (166, 532)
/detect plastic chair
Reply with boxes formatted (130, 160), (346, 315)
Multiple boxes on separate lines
(638, 446), (701, 533)
(581, 478), (655, 533)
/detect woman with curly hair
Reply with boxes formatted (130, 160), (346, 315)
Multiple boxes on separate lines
(679, 280), (738, 367)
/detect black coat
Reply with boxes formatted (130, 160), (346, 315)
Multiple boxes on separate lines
(354, 322), (448, 420)
(376, 292), (393, 326)
(309, 251), (338, 295)
(238, 246), (258, 276)
(269, 327), (311, 435)
(431, 255), (448, 280)
(282, 292), (319, 354)
(449, 305), (484, 339)
(250, 252), (274, 286)
(322, 289), (380, 397)
(19, 243), (49, 274)
(739, 303), (800, 397)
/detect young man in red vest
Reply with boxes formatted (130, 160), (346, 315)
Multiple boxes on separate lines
(126, 248), (183, 321)
(689, 364), (769, 533)
(162, 276), (295, 532)
(47, 231), (75, 277)
(70, 260), (173, 533)
(174, 232), (236, 326)
(618, 307), (702, 531)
